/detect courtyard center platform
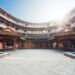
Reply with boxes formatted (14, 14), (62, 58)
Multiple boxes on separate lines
(0, 49), (75, 75)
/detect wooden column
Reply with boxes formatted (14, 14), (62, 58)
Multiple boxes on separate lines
(13, 39), (16, 49)
(23, 40), (26, 48)
(3, 40), (6, 49)
(24, 40), (29, 48)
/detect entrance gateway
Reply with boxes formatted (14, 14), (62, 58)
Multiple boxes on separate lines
(24, 39), (49, 49)
(23, 33), (50, 49)
(0, 27), (23, 50)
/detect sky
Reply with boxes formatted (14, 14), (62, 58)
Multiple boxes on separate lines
(0, 0), (75, 23)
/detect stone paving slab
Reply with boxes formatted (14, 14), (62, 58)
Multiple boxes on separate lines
(0, 49), (75, 75)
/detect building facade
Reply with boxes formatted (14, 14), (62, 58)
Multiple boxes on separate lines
(52, 8), (75, 50)
(1, 7), (75, 50)
(0, 7), (60, 49)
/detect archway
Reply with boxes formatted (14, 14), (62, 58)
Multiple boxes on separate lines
(60, 38), (75, 49)
(4, 38), (14, 49)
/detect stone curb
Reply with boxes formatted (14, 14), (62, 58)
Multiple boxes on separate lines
(0, 52), (10, 58)
(64, 52), (75, 59)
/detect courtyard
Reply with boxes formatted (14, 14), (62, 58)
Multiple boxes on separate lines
(0, 49), (75, 75)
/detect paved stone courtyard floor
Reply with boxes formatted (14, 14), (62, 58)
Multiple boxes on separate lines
(0, 49), (75, 75)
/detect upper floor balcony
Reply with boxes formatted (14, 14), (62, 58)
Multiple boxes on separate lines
(0, 7), (51, 29)
(0, 13), (25, 27)
(25, 30), (49, 34)
(24, 33), (49, 39)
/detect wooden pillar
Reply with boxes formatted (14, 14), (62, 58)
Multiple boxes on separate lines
(13, 39), (16, 49)
(24, 39), (29, 48)
(58, 39), (63, 49)
(23, 40), (26, 48)
(3, 40), (6, 49)
(67, 40), (71, 49)
(58, 38), (61, 49)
